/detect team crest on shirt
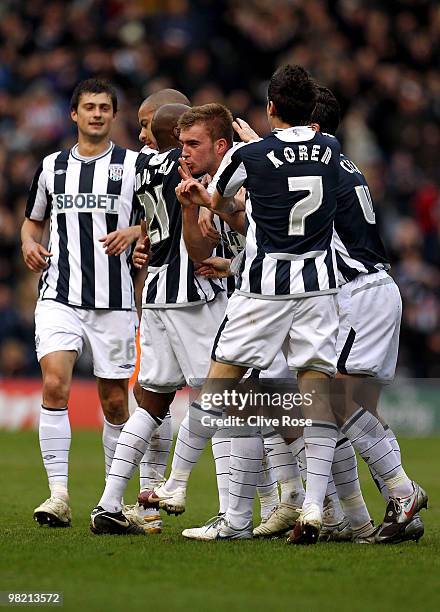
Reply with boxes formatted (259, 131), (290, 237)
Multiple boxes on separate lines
(108, 164), (123, 181)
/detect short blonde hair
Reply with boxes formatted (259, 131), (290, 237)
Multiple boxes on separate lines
(178, 103), (233, 146)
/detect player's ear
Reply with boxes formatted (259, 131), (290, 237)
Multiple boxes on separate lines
(215, 138), (228, 156)
(173, 126), (180, 141)
(310, 122), (320, 132)
(267, 100), (276, 117)
(70, 108), (78, 124)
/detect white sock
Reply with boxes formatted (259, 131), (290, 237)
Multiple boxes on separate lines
(369, 464), (389, 500)
(280, 475), (305, 505)
(257, 452), (279, 520)
(342, 408), (412, 498)
(264, 432), (305, 503)
(39, 406), (71, 501)
(288, 436), (303, 460)
(139, 411), (173, 490)
(289, 437), (308, 485)
(368, 425), (403, 501)
(102, 418), (126, 480)
(332, 435), (371, 528)
(99, 408), (161, 512)
(211, 432), (230, 514)
(302, 422), (338, 511)
(324, 473), (345, 523)
(386, 426), (401, 463)
(227, 436), (264, 530)
(165, 402), (218, 493)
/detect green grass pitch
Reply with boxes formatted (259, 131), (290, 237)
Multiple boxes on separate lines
(0, 431), (438, 612)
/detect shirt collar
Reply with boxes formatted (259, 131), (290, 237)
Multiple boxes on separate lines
(272, 126), (315, 142)
(71, 141), (114, 162)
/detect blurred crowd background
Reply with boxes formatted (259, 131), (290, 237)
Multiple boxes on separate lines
(0, 0), (439, 378)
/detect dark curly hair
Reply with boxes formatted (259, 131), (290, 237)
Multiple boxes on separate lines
(310, 86), (341, 135)
(267, 64), (318, 126)
(70, 78), (118, 114)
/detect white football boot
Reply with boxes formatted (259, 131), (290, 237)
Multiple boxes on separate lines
(253, 502), (301, 538)
(352, 521), (377, 544)
(319, 499), (352, 542)
(123, 503), (162, 534)
(183, 515), (252, 541)
(399, 513), (425, 543)
(287, 503), (322, 545)
(375, 482), (428, 544)
(182, 514), (225, 540)
(33, 497), (72, 527)
(138, 482), (186, 515)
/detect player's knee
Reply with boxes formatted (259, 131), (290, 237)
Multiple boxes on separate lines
(132, 380), (142, 405)
(101, 392), (128, 424)
(42, 373), (70, 407)
(139, 389), (174, 419)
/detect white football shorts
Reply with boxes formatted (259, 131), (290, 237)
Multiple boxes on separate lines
(35, 299), (138, 379)
(259, 349), (292, 380)
(213, 292), (338, 376)
(336, 271), (402, 381)
(139, 293), (228, 393)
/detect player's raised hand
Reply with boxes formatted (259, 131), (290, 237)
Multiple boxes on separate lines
(233, 118), (259, 143)
(196, 256), (232, 279)
(234, 186), (246, 211)
(200, 174), (212, 188)
(198, 207), (220, 241)
(178, 157), (192, 180)
(132, 220), (150, 269)
(22, 240), (52, 273)
(99, 226), (140, 256)
(175, 180), (194, 208)
(177, 178), (212, 208)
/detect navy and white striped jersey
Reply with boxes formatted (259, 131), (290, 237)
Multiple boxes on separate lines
(215, 127), (340, 299)
(135, 148), (224, 308)
(334, 154), (390, 284)
(212, 216), (245, 297)
(26, 143), (141, 310)
(207, 145), (247, 296)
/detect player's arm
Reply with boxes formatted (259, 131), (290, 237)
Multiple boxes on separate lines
(21, 218), (51, 272)
(180, 200), (219, 264)
(132, 220), (150, 270)
(176, 177), (238, 214)
(215, 192), (246, 235)
(176, 173), (239, 214)
(196, 256), (232, 279)
(211, 189), (241, 215)
(197, 249), (245, 279)
(177, 151), (247, 250)
(22, 161), (52, 272)
(197, 190), (246, 238)
(205, 130), (255, 217)
(198, 207), (222, 241)
(222, 210), (246, 235)
(100, 184), (145, 256)
(176, 178), (220, 262)
(203, 149), (248, 236)
(232, 118), (260, 143)
(99, 225), (141, 256)
(175, 166), (219, 263)
(211, 147), (247, 214)
(132, 219), (150, 318)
